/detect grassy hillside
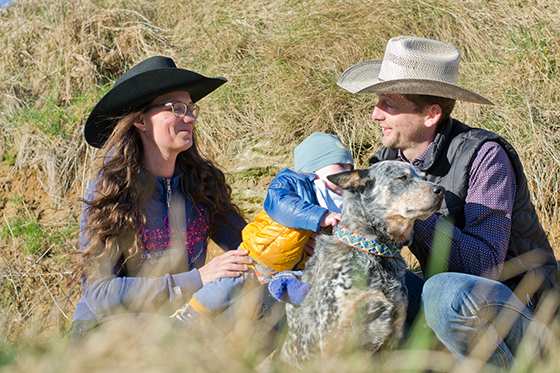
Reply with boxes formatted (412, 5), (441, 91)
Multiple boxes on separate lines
(0, 0), (559, 371)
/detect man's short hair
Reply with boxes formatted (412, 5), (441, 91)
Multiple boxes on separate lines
(404, 94), (456, 127)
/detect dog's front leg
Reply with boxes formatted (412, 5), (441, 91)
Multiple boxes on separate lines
(350, 289), (396, 354)
(388, 289), (408, 346)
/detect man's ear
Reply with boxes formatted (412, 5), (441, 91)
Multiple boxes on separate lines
(327, 169), (372, 191)
(425, 104), (442, 128)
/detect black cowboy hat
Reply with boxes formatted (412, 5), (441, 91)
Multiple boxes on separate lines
(84, 56), (227, 148)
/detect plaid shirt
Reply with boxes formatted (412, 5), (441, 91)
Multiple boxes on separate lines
(401, 141), (516, 280)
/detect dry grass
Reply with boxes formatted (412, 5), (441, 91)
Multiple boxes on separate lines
(0, 0), (559, 370)
(2, 290), (560, 372)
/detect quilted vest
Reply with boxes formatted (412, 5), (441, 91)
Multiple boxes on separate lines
(370, 118), (558, 304)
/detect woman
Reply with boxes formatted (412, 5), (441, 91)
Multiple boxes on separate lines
(70, 56), (251, 339)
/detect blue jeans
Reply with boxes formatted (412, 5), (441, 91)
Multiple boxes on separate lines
(420, 272), (546, 369)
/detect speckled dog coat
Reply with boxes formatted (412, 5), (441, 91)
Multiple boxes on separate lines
(281, 161), (445, 367)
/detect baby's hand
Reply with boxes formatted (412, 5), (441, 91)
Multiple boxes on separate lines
(320, 211), (342, 227)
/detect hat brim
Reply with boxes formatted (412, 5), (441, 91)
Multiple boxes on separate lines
(337, 60), (493, 106)
(85, 68), (227, 148)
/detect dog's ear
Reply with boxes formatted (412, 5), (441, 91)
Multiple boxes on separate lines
(327, 169), (372, 191)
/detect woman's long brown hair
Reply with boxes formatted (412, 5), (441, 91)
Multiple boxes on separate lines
(71, 110), (243, 283)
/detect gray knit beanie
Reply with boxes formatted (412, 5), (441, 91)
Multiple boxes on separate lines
(294, 132), (354, 173)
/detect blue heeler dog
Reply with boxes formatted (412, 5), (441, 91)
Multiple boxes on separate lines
(281, 161), (445, 367)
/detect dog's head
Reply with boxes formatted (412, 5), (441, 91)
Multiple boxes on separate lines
(327, 161), (445, 244)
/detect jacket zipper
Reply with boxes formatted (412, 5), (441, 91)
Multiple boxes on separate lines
(166, 178), (171, 208)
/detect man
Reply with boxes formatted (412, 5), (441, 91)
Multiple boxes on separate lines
(337, 36), (558, 368)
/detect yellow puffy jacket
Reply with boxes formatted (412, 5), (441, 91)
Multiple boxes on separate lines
(240, 210), (310, 272)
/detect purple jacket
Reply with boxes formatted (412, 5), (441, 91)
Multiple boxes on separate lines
(72, 172), (245, 321)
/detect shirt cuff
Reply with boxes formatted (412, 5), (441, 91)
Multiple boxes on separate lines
(171, 269), (204, 302)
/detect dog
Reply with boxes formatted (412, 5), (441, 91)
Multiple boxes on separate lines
(280, 160), (445, 367)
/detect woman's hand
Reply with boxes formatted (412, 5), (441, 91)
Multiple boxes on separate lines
(198, 249), (252, 286)
(304, 232), (317, 257)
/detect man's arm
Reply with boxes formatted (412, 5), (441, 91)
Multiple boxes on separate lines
(414, 141), (516, 280)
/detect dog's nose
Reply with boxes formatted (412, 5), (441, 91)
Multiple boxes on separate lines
(432, 185), (445, 195)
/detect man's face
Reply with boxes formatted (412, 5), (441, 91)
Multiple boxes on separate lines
(372, 93), (433, 157)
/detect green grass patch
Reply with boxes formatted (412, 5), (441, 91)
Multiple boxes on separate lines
(2, 151), (16, 166)
(2, 215), (46, 255)
(1, 214), (78, 256)
(7, 193), (24, 206)
(11, 96), (77, 140)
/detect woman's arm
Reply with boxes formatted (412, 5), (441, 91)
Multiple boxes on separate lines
(83, 267), (203, 315)
(210, 210), (246, 251)
(82, 243), (251, 314)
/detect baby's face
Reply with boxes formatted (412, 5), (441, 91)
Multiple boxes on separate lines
(314, 163), (353, 195)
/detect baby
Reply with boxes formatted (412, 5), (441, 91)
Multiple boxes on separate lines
(172, 132), (354, 320)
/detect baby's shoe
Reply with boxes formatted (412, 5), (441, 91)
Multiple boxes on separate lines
(268, 271), (310, 306)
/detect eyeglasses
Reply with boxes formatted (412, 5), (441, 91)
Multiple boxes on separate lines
(146, 102), (200, 118)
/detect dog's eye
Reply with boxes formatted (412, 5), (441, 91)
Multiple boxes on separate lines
(397, 175), (408, 181)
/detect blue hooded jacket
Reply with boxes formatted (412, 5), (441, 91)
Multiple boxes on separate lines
(263, 169), (327, 233)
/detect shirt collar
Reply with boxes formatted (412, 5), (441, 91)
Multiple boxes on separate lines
(397, 143), (434, 169)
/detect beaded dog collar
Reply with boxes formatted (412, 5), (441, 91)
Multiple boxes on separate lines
(333, 224), (402, 257)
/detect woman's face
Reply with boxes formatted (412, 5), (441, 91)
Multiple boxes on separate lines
(134, 91), (196, 163)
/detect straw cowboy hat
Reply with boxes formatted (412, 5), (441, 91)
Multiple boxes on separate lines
(84, 56), (227, 148)
(337, 36), (493, 105)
